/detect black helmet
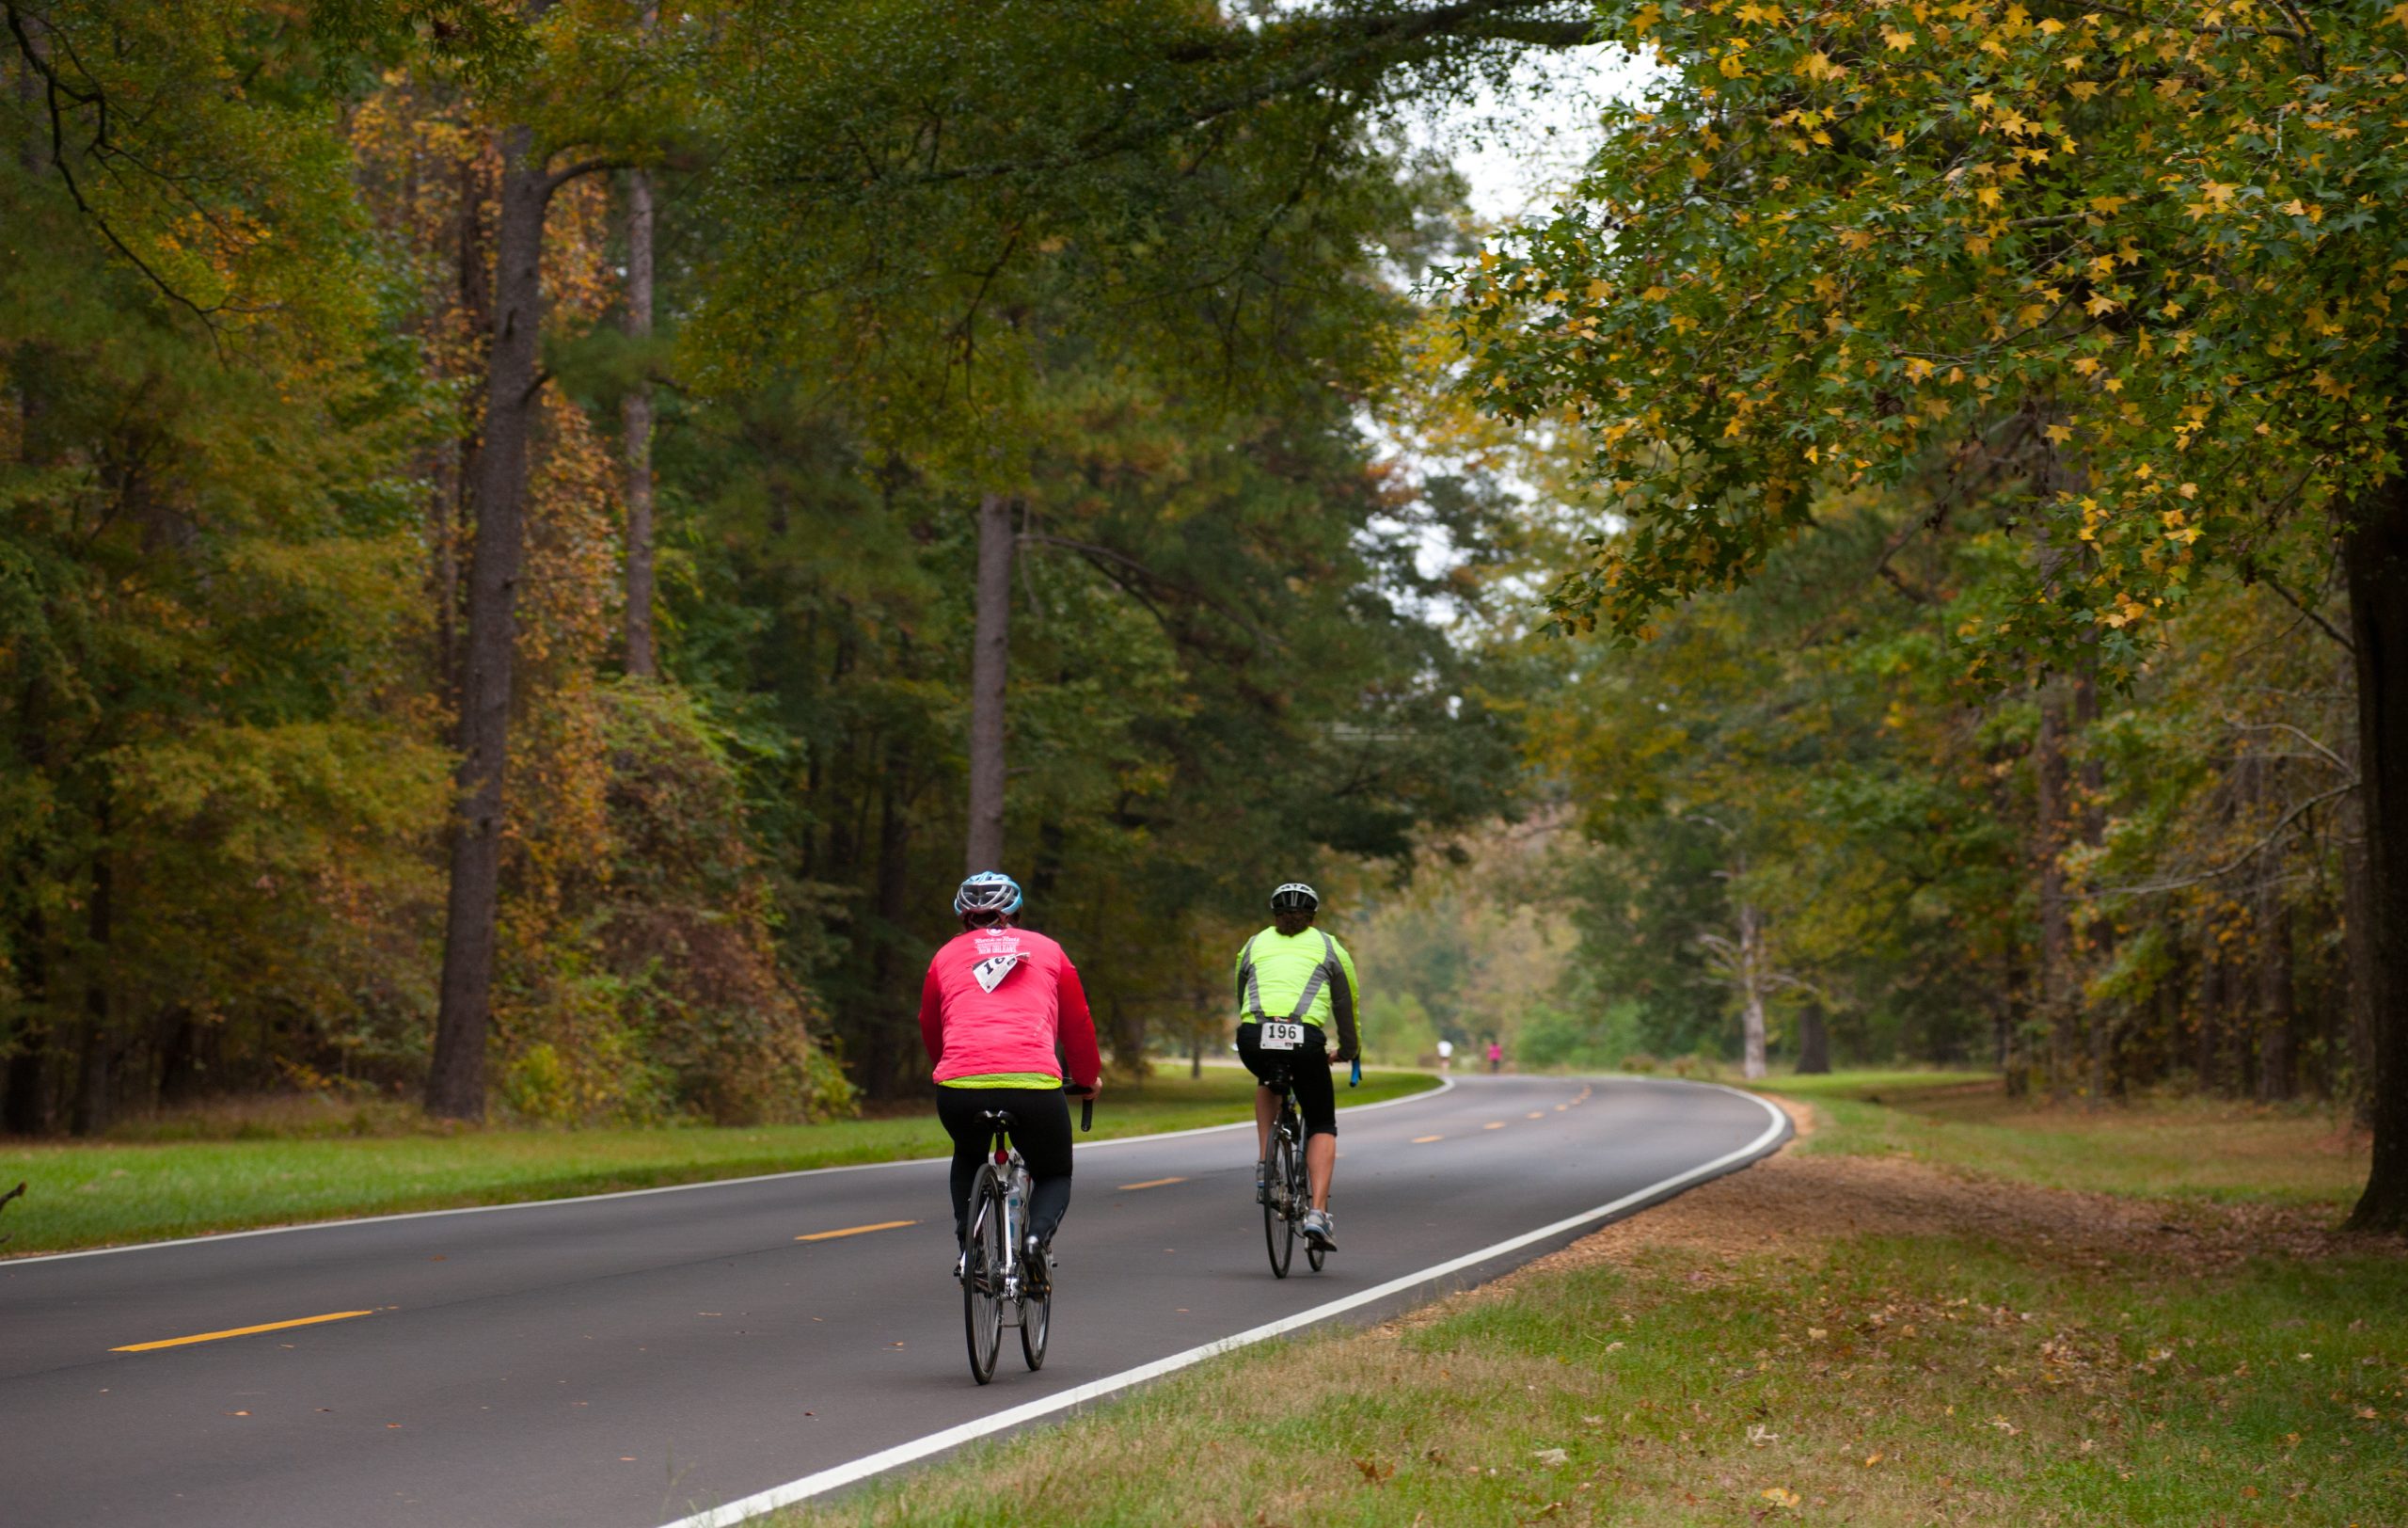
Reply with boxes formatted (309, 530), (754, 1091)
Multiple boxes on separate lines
(1269, 882), (1319, 913)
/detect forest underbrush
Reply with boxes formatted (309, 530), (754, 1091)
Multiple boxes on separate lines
(781, 1075), (2405, 1528)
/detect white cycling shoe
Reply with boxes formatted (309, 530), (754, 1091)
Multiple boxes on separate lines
(1302, 1209), (1337, 1250)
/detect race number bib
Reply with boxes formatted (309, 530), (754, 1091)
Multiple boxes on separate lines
(1259, 1021), (1306, 1051)
(972, 952), (1024, 993)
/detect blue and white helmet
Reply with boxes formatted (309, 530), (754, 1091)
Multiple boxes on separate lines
(953, 870), (1024, 917)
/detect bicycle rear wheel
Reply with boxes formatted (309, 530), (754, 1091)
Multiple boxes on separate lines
(962, 1166), (1006, 1384)
(1262, 1127), (1296, 1279)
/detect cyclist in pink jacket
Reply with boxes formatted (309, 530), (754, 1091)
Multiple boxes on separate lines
(919, 871), (1101, 1268)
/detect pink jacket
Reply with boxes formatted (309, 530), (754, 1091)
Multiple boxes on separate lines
(918, 926), (1101, 1090)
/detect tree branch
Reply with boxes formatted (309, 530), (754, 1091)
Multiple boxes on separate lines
(2249, 565), (2353, 653)
(2092, 781), (2356, 899)
(773, 1), (1597, 193)
(1021, 532), (1285, 652)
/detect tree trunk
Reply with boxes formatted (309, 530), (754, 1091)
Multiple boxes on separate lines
(2344, 473), (2408, 1231)
(2343, 800), (2378, 1126)
(1999, 939), (2030, 1095)
(964, 491), (1013, 872)
(1, 947), (44, 1131)
(427, 125), (552, 1123)
(70, 820), (110, 1138)
(621, 163), (657, 678)
(1108, 995), (1148, 1077)
(2035, 684), (2076, 1099)
(1796, 1001), (1830, 1074)
(2074, 674), (2115, 1106)
(2258, 879), (2296, 1103)
(1738, 901), (1767, 1080)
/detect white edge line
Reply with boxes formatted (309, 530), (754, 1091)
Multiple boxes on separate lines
(655, 1081), (1789, 1528)
(1, 1076), (1456, 1267)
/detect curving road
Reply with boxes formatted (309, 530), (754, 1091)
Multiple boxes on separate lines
(0, 1074), (1785, 1528)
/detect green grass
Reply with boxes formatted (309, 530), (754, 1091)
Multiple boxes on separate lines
(0, 1067), (1435, 1256)
(766, 1071), (2404, 1528)
(1754, 1070), (2370, 1207)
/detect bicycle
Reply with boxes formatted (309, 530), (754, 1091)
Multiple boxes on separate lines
(1256, 1054), (1359, 1279)
(959, 1093), (1092, 1385)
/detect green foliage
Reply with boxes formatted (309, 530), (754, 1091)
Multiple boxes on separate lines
(1455, 0), (2406, 671)
(0, 2), (1556, 1128)
(0, 8), (450, 1124)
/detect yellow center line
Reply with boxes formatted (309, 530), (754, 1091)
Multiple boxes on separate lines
(1527, 1111), (1545, 1119)
(1117, 1177), (1187, 1191)
(113, 1310), (372, 1353)
(1483, 1122), (1506, 1131)
(1411, 1134), (1444, 1144)
(797, 1219), (918, 1242)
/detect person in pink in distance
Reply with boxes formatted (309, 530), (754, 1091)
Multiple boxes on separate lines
(1486, 1038), (1504, 1074)
(919, 871), (1101, 1272)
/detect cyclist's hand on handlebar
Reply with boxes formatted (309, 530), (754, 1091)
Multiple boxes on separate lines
(1064, 1082), (1101, 1100)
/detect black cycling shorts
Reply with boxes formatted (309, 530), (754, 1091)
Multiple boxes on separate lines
(1237, 1021), (1337, 1138)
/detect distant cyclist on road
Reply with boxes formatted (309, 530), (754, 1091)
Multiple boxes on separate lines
(1234, 882), (1359, 1251)
(920, 871), (1101, 1274)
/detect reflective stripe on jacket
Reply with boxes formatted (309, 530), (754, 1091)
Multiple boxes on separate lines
(1233, 925), (1359, 1060)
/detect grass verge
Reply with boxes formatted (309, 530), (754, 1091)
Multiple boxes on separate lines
(0, 1068), (1435, 1257)
(774, 1074), (2404, 1528)
(1760, 1070), (2370, 1208)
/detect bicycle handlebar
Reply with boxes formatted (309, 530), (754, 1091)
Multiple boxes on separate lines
(1081, 1097), (1093, 1132)
(1350, 1058), (1362, 1088)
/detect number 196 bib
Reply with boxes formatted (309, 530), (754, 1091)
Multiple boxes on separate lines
(1259, 1021), (1306, 1050)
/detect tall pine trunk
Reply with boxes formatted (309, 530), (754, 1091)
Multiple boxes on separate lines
(2343, 806), (2378, 1126)
(1737, 901), (1767, 1080)
(69, 806), (110, 1138)
(621, 162), (657, 678)
(964, 492), (1013, 872)
(2343, 472), (2408, 1231)
(2035, 684), (2075, 1097)
(427, 126), (552, 1122)
(1796, 1000), (1830, 1074)
(2258, 876), (2296, 1103)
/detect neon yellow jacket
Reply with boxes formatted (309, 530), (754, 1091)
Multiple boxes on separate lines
(1234, 925), (1360, 1059)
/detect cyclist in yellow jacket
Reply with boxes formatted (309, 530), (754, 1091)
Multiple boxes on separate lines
(1234, 882), (1359, 1251)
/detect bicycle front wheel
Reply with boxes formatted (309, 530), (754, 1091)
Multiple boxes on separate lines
(1262, 1129), (1296, 1279)
(1019, 1268), (1051, 1371)
(962, 1167), (1006, 1385)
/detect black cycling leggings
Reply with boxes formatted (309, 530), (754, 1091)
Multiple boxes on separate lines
(1237, 1023), (1338, 1138)
(937, 1086), (1074, 1248)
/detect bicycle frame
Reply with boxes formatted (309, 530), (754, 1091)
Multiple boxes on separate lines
(968, 1122), (1028, 1297)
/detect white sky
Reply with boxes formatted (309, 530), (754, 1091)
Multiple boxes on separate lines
(1372, 40), (1662, 613)
(1406, 41), (1661, 228)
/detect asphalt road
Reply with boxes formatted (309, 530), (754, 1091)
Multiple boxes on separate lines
(1, 1074), (1786, 1528)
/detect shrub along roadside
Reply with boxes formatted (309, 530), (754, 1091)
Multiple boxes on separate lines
(773, 1081), (2405, 1528)
(0, 1070), (1435, 1257)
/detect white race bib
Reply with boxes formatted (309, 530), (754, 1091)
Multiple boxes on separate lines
(972, 952), (1024, 994)
(1259, 1021), (1305, 1051)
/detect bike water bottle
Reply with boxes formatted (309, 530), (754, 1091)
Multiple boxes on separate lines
(1006, 1170), (1024, 1229)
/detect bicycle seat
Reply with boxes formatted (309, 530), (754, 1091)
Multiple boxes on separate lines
(979, 1109), (1017, 1126)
